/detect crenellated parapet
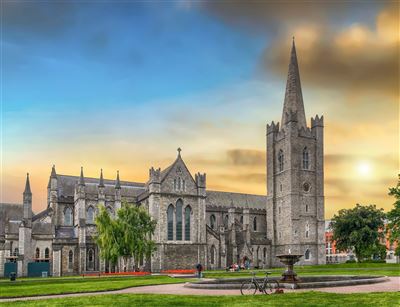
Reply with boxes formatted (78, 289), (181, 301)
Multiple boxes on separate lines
(298, 126), (313, 138)
(149, 167), (161, 183)
(266, 121), (280, 135)
(195, 172), (206, 188)
(311, 115), (324, 128)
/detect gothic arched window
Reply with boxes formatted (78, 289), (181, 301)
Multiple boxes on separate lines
(185, 206), (191, 241)
(224, 214), (229, 227)
(253, 217), (257, 231)
(87, 206), (94, 224)
(263, 247), (267, 259)
(210, 245), (216, 265)
(68, 250), (73, 270)
(210, 214), (216, 229)
(167, 204), (174, 240)
(278, 150), (284, 172)
(302, 147), (309, 170)
(176, 199), (183, 240)
(87, 248), (94, 271)
(35, 247), (40, 259)
(64, 207), (73, 226)
(240, 215), (244, 224)
(45, 248), (50, 259)
(305, 249), (311, 260)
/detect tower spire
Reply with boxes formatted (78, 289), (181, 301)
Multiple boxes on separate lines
(24, 173), (31, 194)
(115, 170), (121, 189)
(51, 165), (57, 178)
(99, 169), (105, 187)
(281, 38), (307, 129)
(79, 167), (85, 186)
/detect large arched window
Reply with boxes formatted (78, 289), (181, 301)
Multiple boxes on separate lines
(253, 217), (257, 231)
(176, 199), (183, 240)
(167, 205), (174, 240)
(185, 206), (191, 241)
(68, 250), (73, 270)
(210, 214), (216, 230)
(45, 248), (50, 259)
(35, 247), (40, 259)
(305, 249), (311, 260)
(87, 206), (94, 224)
(278, 150), (284, 172)
(64, 207), (73, 226)
(210, 245), (216, 265)
(302, 147), (309, 170)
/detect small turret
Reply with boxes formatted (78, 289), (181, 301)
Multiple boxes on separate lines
(115, 170), (121, 190)
(79, 166), (85, 186)
(98, 169), (105, 204)
(99, 168), (105, 188)
(23, 173), (32, 226)
(115, 170), (121, 211)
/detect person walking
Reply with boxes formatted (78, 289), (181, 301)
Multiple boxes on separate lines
(196, 263), (203, 278)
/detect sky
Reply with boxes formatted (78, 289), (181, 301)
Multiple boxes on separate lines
(1, 1), (399, 218)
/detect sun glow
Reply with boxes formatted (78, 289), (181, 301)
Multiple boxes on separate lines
(357, 161), (372, 176)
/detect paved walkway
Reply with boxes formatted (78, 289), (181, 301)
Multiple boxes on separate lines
(0, 277), (399, 303)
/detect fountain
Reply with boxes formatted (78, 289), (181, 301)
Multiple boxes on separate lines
(276, 253), (303, 283)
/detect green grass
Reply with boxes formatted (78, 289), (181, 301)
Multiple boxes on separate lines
(204, 263), (400, 279)
(1, 292), (399, 306)
(0, 275), (187, 298)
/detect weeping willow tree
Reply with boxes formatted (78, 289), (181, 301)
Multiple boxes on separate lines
(95, 202), (156, 271)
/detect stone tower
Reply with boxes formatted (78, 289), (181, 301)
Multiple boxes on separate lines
(266, 39), (325, 266)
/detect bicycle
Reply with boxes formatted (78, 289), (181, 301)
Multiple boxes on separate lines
(240, 271), (281, 295)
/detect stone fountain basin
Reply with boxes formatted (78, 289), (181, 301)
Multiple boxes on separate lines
(184, 275), (389, 289)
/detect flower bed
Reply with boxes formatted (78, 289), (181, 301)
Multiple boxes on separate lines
(82, 271), (151, 277)
(161, 269), (196, 274)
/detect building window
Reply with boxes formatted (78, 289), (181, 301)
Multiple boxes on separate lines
(64, 207), (73, 226)
(263, 247), (267, 259)
(167, 204), (174, 240)
(174, 179), (177, 191)
(185, 206), (191, 241)
(210, 245), (216, 265)
(278, 150), (284, 172)
(278, 207), (281, 214)
(183, 180), (186, 191)
(302, 147), (309, 170)
(176, 199), (183, 241)
(35, 248), (40, 259)
(87, 248), (94, 271)
(253, 217), (257, 231)
(45, 248), (50, 259)
(240, 215), (244, 224)
(305, 222), (310, 238)
(68, 250), (73, 270)
(305, 249), (311, 260)
(178, 178), (181, 190)
(210, 214), (216, 229)
(87, 206), (94, 224)
(224, 214), (229, 227)
(13, 248), (19, 257)
(305, 204), (309, 212)
(303, 182), (311, 192)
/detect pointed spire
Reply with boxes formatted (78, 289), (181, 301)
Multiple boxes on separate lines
(115, 170), (121, 189)
(50, 164), (57, 178)
(281, 37), (307, 129)
(24, 173), (32, 194)
(79, 167), (85, 186)
(99, 169), (105, 187)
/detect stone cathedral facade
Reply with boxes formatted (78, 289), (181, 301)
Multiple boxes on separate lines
(0, 41), (325, 277)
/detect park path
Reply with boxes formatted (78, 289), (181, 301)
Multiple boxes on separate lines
(0, 277), (399, 303)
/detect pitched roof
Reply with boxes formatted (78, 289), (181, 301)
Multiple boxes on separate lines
(0, 203), (23, 236)
(206, 190), (266, 210)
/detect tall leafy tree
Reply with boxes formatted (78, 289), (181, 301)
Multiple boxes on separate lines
(331, 204), (386, 262)
(95, 202), (156, 271)
(387, 174), (400, 255)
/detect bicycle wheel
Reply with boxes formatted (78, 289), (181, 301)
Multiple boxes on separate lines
(263, 280), (280, 295)
(240, 281), (257, 295)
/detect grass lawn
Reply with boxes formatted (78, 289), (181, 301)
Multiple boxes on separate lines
(204, 263), (400, 279)
(0, 275), (187, 298)
(1, 292), (399, 307)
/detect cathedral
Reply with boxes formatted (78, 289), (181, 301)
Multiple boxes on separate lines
(0, 41), (325, 277)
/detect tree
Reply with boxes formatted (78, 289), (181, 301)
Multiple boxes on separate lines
(387, 174), (400, 256)
(95, 202), (157, 271)
(330, 204), (386, 262)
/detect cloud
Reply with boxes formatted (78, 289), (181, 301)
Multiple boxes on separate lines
(262, 4), (399, 98)
(227, 149), (265, 166)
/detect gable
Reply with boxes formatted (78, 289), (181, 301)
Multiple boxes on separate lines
(160, 156), (197, 195)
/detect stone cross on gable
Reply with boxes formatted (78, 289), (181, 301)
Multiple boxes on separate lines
(177, 147), (182, 156)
